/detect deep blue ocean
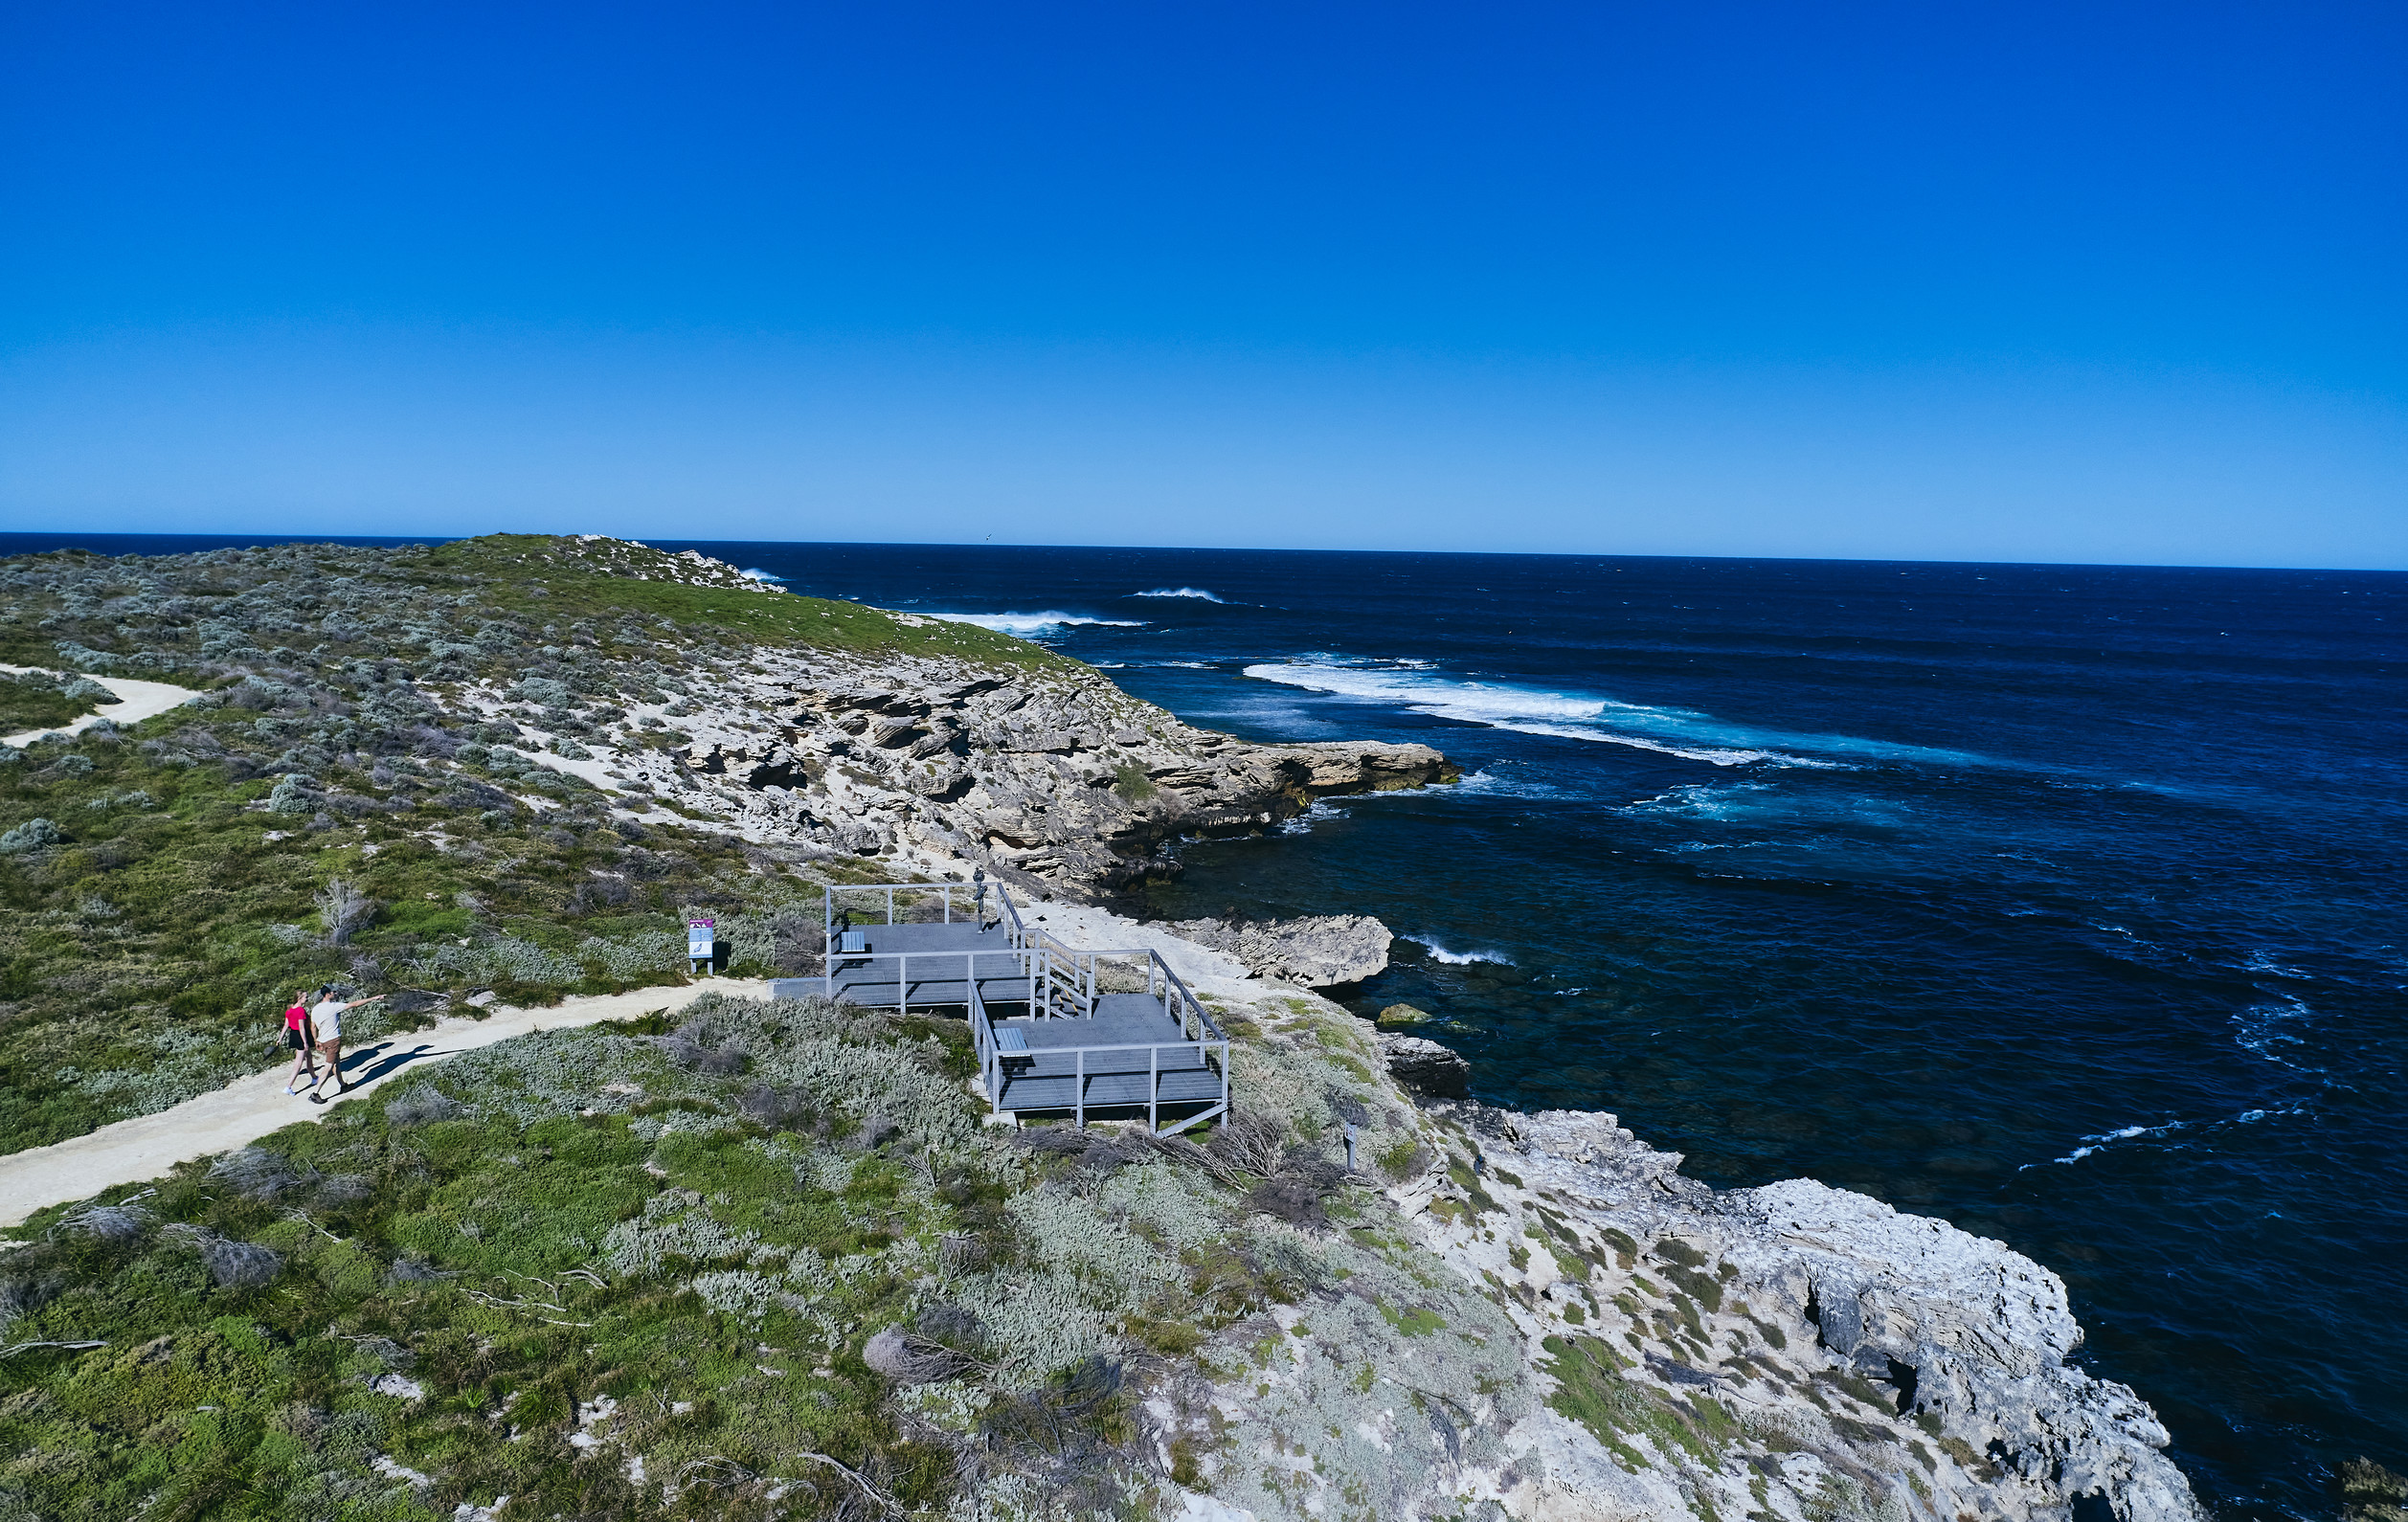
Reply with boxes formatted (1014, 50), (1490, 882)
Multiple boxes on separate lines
(8, 532), (2401, 1519)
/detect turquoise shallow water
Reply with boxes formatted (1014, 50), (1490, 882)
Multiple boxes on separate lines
(8, 532), (2402, 1518)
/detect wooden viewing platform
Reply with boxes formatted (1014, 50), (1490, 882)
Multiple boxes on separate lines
(768, 880), (1230, 1135)
(772, 919), (1033, 1010)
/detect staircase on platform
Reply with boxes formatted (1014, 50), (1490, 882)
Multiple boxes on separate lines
(765, 879), (1230, 1136)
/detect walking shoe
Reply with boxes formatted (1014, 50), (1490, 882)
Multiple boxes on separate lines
(307, 1091), (327, 1105)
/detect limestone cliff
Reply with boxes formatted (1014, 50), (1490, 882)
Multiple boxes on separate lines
(459, 643), (1450, 899)
(1370, 1101), (2207, 1522)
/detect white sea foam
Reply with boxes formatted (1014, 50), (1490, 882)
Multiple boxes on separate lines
(1275, 800), (1339, 836)
(1132, 587), (1227, 602)
(738, 568), (786, 582)
(924, 611), (1146, 636)
(2243, 950), (2307, 978)
(1621, 781), (1774, 819)
(1241, 658), (1993, 771)
(2232, 996), (2315, 1070)
(2023, 1105), (2301, 1169)
(1241, 661), (1779, 765)
(1452, 767), (1569, 799)
(1405, 936), (1515, 967)
(2030, 1119), (2180, 1168)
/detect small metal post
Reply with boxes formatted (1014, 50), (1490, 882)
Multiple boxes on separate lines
(886, 886), (895, 924)
(1343, 1122), (1359, 1175)
(898, 952), (908, 1017)
(1149, 1045), (1159, 1133)
(1075, 1049), (1085, 1129)
(943, 885), (952, 924)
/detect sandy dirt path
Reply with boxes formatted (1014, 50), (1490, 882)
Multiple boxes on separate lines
(0, 662), (208, 748)
(0, 977), (773, 1229)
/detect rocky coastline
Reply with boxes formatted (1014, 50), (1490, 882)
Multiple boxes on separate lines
(518, 552), (2205, 1522)
(0, 535), (2208, 1520)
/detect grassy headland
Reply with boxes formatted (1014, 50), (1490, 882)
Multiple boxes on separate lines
(0, 535), (1062, 1155)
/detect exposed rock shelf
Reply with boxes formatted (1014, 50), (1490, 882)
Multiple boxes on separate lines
(1366, 1100), (2205, 1522)
(1158, 913), (1395, 986)
(465, 648), (1452, 899)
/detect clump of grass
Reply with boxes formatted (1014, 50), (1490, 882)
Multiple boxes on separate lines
(1112, 759), (1158, 802)
(1541, 1332), (1732, 1471)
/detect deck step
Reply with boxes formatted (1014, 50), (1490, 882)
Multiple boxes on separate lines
(996, 1071), (1227, 1109)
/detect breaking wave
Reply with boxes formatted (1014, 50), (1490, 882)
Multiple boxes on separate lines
(2023, 1106), (2299, 1169)
(925, 611), (1146, 636)
(1240, 659), (1990, 771)
(1132, 587), (1228, 602)
(1240, 660), (1783, 766)
(1404, 936), (1516, 967)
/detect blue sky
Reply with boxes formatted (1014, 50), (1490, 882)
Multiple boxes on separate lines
(3, 1), (2402, 566)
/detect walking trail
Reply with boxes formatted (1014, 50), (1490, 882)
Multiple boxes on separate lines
(0, 663), (208, 749)
(0, 978), (773, 1230)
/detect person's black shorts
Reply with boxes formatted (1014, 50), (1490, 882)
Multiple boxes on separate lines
(285, 1027), (308, 1051)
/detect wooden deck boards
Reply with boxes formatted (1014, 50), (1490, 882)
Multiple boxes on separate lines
(990, 996), (1225, 1114)
(785, 902), (1231, 1124)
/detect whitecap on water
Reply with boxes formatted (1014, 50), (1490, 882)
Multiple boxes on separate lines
(1131, 587), (1229, 603)
(921, 611), (1147, 636)
(1235, 659), (1956, 770)
(2022, 1105), (2304, 1170)
(1452, 766), (1569, 800)
(1404, 936), (1515, 967)
(2232, 996), (2316, 1070)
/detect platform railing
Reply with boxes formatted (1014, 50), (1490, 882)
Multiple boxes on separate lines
(823, 879), (987, 954)
(970, 1025), (1231, 1135)
(821, 947), (1024, 1018)
(842, 881), (1232, 1134)
(970, 939), (1231, 1134)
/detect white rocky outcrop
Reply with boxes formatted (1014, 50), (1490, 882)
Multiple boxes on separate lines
(460, 645), (1449, 900)
(1159, 914), (1395, 986)
(1394, 1104), (2207, 1522)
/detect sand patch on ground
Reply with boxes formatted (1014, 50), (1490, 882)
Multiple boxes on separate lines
(0, 663), (208, 749)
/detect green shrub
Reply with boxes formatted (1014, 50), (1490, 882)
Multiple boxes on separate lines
(1113, 760), (1158, 802)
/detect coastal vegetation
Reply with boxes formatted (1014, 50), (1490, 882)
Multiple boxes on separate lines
(0, 537), (1052, 1155)
(0, 670), (115, 736)
(0, 989), (1487, 1518)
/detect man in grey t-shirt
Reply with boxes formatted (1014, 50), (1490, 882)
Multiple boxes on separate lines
(306, 988), (387, 1103)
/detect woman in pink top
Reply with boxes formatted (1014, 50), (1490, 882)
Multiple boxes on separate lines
(281, 990), (320, 1095)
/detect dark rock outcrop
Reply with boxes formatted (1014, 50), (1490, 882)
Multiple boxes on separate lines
(1379, 1032), (1472, 1098)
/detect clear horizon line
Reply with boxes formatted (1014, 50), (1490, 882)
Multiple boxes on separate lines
(0, 527), (2401, 577)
